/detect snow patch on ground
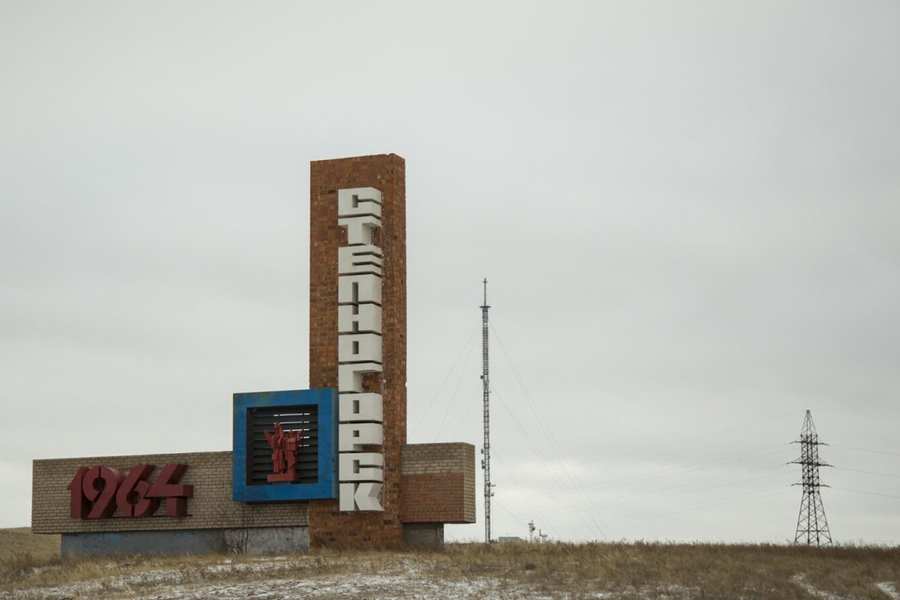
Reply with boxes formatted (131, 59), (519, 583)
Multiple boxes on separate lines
(876, 582), (900, 600)
(2, 567), (562, 600)
(791, 574), (837, 600)
(18, 557), (884, 600)
(0, 553), (679, 600)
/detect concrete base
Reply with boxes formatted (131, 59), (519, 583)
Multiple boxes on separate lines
(61, 526), (310, 557)
(402, 523), (444, 549)
(240, 526), (309, 554)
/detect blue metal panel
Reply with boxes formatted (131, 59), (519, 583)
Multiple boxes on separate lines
(61, 528), (311, 556)
(232, 389), (338, 502)
(62, 530), (223, 557)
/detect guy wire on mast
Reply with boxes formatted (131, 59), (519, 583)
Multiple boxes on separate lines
(481, 278), (493, 543)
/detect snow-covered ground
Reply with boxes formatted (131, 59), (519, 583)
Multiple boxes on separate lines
(3, 552), (898, 599)
(2, 556), (591, 600)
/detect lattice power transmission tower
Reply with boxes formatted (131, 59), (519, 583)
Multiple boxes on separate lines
(791, 410), (833, 546)
(480, 278), (494, 543)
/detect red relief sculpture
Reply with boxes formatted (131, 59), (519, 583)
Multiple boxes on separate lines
(67, 463), (194, 519)
(265, 422), (305, 483)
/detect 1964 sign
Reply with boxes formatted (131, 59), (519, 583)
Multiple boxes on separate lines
(67, 464), (194, 519)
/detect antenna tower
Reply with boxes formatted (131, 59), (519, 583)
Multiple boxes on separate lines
(480, 278), (493, 543)
(791, 410), (833, 546)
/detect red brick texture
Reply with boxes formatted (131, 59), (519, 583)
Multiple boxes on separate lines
(31, 154), (476, 549)
(400, 443), (476, 524)
(308, 154), (407, 549)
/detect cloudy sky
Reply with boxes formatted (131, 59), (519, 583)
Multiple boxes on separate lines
(2, 2), (898, 544)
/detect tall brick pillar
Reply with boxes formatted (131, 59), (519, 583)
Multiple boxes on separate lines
(308, 154), (407, 548)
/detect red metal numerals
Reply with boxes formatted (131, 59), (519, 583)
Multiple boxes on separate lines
(147, 463), (193, 517)
(116, 464), (159, 517)
(83, 466), (123, 518)
(67, 467), (89, 519)
(68, 463), (193, 519)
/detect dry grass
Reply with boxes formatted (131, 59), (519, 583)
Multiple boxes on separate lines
(0, 528), (59, 562)
(1, 528), (898, 599)
(438, 541), (900, 599)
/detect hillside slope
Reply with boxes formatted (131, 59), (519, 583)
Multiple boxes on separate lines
(1, 529), (898, 599)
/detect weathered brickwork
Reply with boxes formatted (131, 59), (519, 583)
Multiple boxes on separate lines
(31, 153), (474, 554)
(400, 443), (476, 524)
(308, 154), (407, 548)
(32, 452), (308, 535)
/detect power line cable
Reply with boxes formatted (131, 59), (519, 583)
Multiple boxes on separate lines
(591, 460), (790, 509)
(490, 321), (611, 539)
(448, 385), (480, 440)
(833, 466), (900, 479)
(568, 487), (794, 529)
(816, 409), (900, 421)
(497, 445), (794, 510)
(491, 447), (557, 533)
(831, 487), (900, 501)
(514, 465), (790, 521)
(829, 444), (900, 457)
(611, 485), (792, 523)
(491, 382), (610, 539)
(435, 384), (479, 441)
(431, 336), (479, 440)
(410, 324), (479, 437)
(582, 411), (804, 466)
(576, 445), (794, 495)
(493, 498), (525, 522)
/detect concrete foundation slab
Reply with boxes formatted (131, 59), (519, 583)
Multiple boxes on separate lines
(62, 527), (310, 557)
(402, 523), (444, 549)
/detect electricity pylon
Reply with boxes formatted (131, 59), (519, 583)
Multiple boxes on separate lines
(791, 410), (832, 546)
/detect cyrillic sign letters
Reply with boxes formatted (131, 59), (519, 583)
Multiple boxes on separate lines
(337, 187), (384, 512)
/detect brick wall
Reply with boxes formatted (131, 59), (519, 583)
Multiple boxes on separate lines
(31, 154), (477, 550)
(32, 452), (308, 534)
(308, 154), (407, 548)
(400, 443), (476, 524)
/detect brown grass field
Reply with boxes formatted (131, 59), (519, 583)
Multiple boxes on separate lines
(0, 527), (898, 599)
(0, 528), (60, 562)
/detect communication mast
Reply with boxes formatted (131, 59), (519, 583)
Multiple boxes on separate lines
(791, 410), (833, 546)
(480, 278), (493, 543)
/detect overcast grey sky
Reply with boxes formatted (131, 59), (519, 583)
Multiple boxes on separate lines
(1, 1), (898, 544)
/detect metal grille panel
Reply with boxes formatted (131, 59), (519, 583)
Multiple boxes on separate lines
(247, 406), (319, 486)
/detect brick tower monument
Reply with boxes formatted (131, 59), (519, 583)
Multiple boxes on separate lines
(308, 154), (407, 548)
(32, 152), (473, 556)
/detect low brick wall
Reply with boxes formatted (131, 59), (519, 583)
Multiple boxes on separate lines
(32, 451), (308, 535)
(33, 444), (474, 537)
(400, 443), (475, 524)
